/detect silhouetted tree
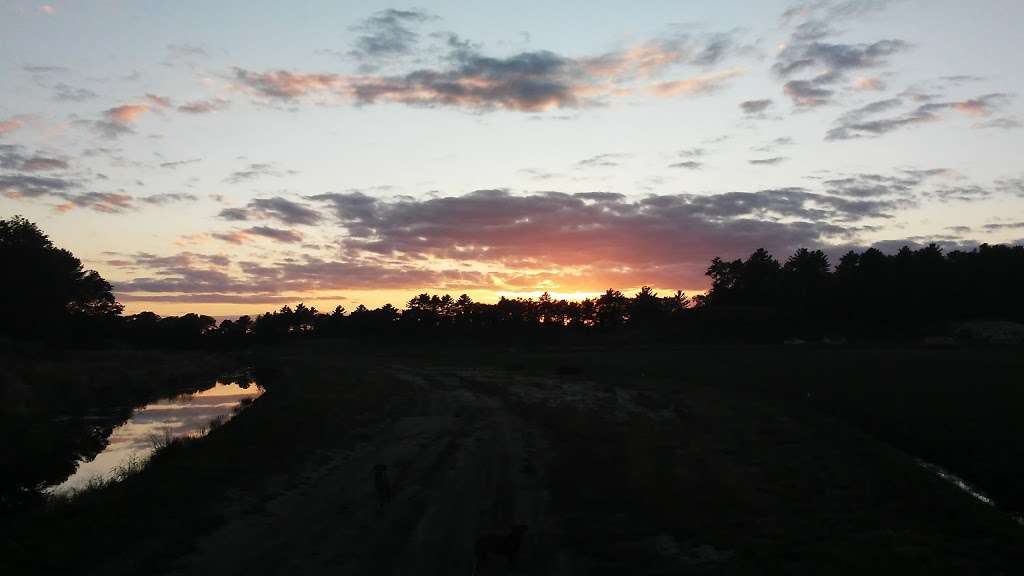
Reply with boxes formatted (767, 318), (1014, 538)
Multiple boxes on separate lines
(0, 216), (122, 343)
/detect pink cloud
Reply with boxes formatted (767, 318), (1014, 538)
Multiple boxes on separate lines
(852, 77), (885, 91)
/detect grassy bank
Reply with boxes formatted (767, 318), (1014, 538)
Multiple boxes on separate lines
(0, 349), (243, 508)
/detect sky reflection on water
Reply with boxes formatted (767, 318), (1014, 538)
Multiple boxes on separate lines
(47, 381), (262, 494)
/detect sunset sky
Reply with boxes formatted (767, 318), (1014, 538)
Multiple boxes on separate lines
(2, 0), (1023, 316)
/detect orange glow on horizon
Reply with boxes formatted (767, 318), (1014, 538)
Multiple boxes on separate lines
(118, 286), (708, 318)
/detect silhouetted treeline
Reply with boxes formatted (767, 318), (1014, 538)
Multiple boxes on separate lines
(3, 216), (1023, 348)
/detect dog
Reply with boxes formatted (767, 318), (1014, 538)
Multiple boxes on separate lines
(373, 464), (392, 509)
(473, 524), (527, 574)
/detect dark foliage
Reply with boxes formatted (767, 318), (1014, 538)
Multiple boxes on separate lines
(3, 216), (1023, 347)
(0, 216), (122, 344)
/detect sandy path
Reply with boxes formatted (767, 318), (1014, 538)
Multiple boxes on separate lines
(163, 367), (561, 576)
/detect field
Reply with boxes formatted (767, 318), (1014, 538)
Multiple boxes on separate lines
(2, 344), (1023, 574)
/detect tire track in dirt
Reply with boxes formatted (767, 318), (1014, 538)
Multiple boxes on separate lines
(162, 367), (560, 576)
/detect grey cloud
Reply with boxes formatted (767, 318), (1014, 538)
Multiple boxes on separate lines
(982, 222), (1024, 231)
(218, 208), (250, 221)
(233, 29), (751, 112)
(775, 2), (908, 107)
(0, 144), (69, 171)
(783, 80), (834, 107)
(53, 83), (98, 102)
(752, 137), (795, 153)
(217, 196), (321, 225)
(740, 99), (773, 115)
(245, 226), (303, 243)
(576, 153), (629, 168)
(141, 193), (198, 205)
(827, 93), (1012, 140)
(749, 157), (788, 165)
(177, 98), (230, 114)
(349, 9), (437, 67)
(0, 173), (75, 198)
(668, 161), (703, 170)
(225, 163), (286, 184)
(167, 44), (209, 59)
(774, 39), (908, 78)
(160, 158), (202, 169)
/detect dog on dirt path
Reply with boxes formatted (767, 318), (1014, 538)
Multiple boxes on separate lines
(472, 524), (527, 574)
(373, 464), (392, 509)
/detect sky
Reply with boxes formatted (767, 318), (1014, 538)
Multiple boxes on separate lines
(2, 0), (1023, 316)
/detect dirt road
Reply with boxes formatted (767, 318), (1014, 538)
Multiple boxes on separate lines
(165, 367), (569, 576)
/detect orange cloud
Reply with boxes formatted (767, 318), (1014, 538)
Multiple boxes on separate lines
(105, 104), (149, 124)
(232, 69), (344, 99)
(583, 42), (688, 80)
(0, 117), (24, 135)
(649, 68), (744, 97)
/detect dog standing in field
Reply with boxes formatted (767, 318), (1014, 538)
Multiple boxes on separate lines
(472, 524), (527, 574)
(373, 464), (392, 509)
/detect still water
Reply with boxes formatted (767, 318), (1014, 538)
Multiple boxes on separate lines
(46, 380), (262, 495)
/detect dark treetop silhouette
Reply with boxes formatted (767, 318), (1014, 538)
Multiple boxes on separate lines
(2, 215), (1023, 348)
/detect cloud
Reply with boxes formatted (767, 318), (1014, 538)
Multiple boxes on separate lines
(166, 44), (209, 60)
(53, 83), (98, 102)
(177, 98), (230, 114)
(995, 177), (1024, 197)
(827, 93), (1012, 139)
(107, 104), (148, 123)
(92, 104), (149, 138)
(649, 68), (745, 97)
(210, 230), (250, 245)
(0, 144), (68, 171)
(159, 158), (202, 169)
(0, 174), (76, 198)
(823, 169), (948, 199)
(740, 99), (773, 115)
(852, 76), (885, 90)
(245, 226), (304, 243)
(774, 39), (908, 79)
(576, 153), (629, 168)
(0, 117), (25, 136)
(982, 221), (1024, 231)
(668, 161), (703, 170)
(145, 94), (172, 108)
(231, 30), (752, 112)
(348, 8), (437, 68)
(224, 163), (287, 184)
(211, 227), (304, 244)
(973, 117), (1022, 130)
(749, 157), (788, 165)
(217, 196), (322, 225)
(231, 68), (345, 100)
(303, 187), (916, 290)
(217, 208), (250, 221)
(111, 250), (484, 299)
(54, 192), (134, 213)
(752, 137), (795, 153)
(141, 192), (199, 205)
(775, 2), (908, 107)
(783, 80), (834, 107)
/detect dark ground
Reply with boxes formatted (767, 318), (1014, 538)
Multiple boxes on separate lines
(2, 344), (1022, 575)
